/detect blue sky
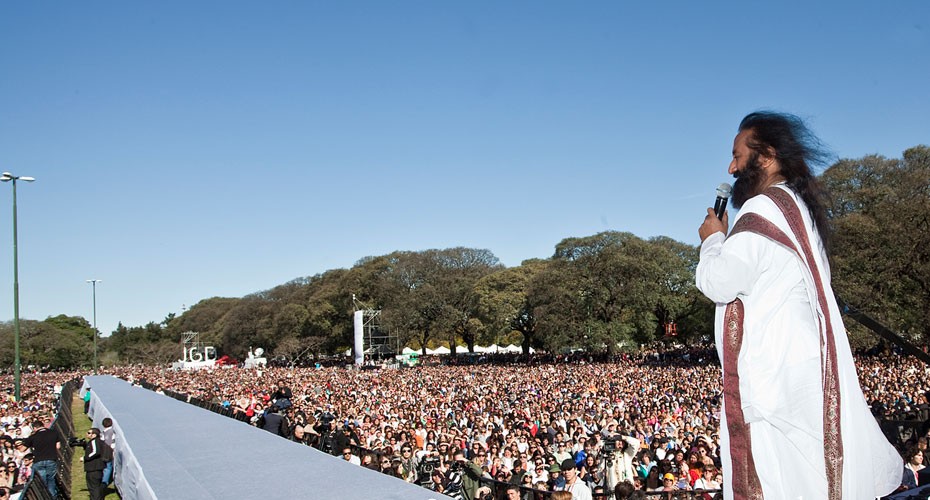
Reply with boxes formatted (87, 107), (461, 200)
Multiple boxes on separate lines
(0, 1), (927, 339)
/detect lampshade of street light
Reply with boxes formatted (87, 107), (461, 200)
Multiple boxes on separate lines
(0, 172), (36, 182)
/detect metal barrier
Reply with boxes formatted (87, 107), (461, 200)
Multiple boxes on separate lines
(16, 377), (81, 500)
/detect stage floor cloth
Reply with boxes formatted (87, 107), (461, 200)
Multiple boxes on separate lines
(82, 375), (450, 500)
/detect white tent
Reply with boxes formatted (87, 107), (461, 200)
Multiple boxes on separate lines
(429, 345), (451, 355)
(401, 343), (536, 355)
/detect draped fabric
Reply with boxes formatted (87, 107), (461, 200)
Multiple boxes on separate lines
(696, 184), (901, 499)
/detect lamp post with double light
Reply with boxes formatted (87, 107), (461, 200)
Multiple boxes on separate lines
(1, 171), (35, 402)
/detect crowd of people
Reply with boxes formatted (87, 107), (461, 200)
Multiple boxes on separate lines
(96, 346), (929, 498)
(0, 371), (77, 499)
(0, 346), (926, 499)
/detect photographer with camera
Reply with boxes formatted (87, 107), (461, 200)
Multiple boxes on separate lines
(335, 423), (361, 458)
(314, 413), (338, 454)
(415, 448), (442, 486)
(447, 449), (483, 500)
(71, 428), (111, 500)
(602, 432), (640, 490)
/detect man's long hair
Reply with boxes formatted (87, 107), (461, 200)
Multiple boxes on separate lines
(738, 111), (833, 250)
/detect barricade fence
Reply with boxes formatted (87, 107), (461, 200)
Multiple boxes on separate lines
(17, 377), (81, 500)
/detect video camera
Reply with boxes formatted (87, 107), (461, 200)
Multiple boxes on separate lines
(68, 437), (88, 448)
(418, 456), (440, 475)
(602, 434), (626, 453)
(316, 411), (336, 426)
(417, 456), (441, 485)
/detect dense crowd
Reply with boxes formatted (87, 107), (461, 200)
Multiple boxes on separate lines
(96, 347), (929, 497)
(0, 371), (79, 499)
(0, 346), (926, 499)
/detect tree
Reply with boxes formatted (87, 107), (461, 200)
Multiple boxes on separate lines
(380, 251), (446, 354)
(475, 259), (547, 354)
(432, 247), (502, 354)
(168, 297), (241, 345)
(531, 232), (693, 353)
(647, 237), (712, 344)
(822, 145), (930, 346)
(28, 316), (95, 368)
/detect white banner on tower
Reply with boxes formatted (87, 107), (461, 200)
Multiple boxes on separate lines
(353, 310), (364, 366)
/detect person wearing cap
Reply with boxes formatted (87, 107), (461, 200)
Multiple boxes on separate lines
(654, 472), (678, 492)
(555, 458), (591, 500)
(548, 460), (565, 490)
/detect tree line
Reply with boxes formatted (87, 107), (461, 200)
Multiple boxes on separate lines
(1, 146), (926, 369)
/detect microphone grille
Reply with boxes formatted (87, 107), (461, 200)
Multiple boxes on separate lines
(716, 183), (732, 198)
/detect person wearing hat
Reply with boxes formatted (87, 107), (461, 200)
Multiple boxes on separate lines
(548, 460), (565, 490)
(555, 458), (592, 500)
(653, 472), (678, 492)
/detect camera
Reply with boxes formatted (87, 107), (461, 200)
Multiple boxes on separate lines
(68, 437), (87, 448)
(416, 456), (441, 486)
(603, 435), (623, 453)
(418, 456), (440, 475)
(318, 411), (336, 426)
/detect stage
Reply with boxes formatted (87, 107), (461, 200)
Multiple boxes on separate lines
(82, 375), (449, 500)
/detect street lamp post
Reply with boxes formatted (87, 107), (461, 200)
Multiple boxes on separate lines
(1, 172), (35, 402)
(86, 279), (101, 373)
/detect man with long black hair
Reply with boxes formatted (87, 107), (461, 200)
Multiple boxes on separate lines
(695, 111), (901, 499)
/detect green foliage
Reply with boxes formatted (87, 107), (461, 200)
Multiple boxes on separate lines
(529, 232), (700, 352)
(19, 145), (928, 364)
(823, 145), (930, 344)
(474, 259), (547, 353)
(0, 316), (94, 369)
(103, 320), (178, 365)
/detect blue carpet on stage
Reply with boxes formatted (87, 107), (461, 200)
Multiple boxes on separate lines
(82, 375), (449, 500)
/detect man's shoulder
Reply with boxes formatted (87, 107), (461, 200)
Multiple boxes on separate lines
(740, 191), (782, 217)
(746, 185), (804, 217)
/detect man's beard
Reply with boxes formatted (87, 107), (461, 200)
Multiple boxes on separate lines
(731, 152), (766, 209)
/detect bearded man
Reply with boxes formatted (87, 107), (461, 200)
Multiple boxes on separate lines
(696, 111), (901, 499)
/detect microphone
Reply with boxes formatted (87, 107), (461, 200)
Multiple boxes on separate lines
(714, 183), (732, 220)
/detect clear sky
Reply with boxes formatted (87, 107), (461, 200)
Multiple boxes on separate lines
(0, 1), (927, 339)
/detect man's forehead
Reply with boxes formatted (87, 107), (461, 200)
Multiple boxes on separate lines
(734, 129), (754, 151)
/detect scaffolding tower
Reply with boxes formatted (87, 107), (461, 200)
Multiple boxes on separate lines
(353, 295), (399, 362)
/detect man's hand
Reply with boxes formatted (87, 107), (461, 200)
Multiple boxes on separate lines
(699, 208), (728, 242)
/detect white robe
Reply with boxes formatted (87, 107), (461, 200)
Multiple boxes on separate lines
(695, 184), (901, 499)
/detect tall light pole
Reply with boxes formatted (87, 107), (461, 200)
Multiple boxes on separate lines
(86, 279), (101, 373)
(1, 172), (35, 402)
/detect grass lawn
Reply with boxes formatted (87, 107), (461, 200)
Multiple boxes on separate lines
(70, 397), (120, 500)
